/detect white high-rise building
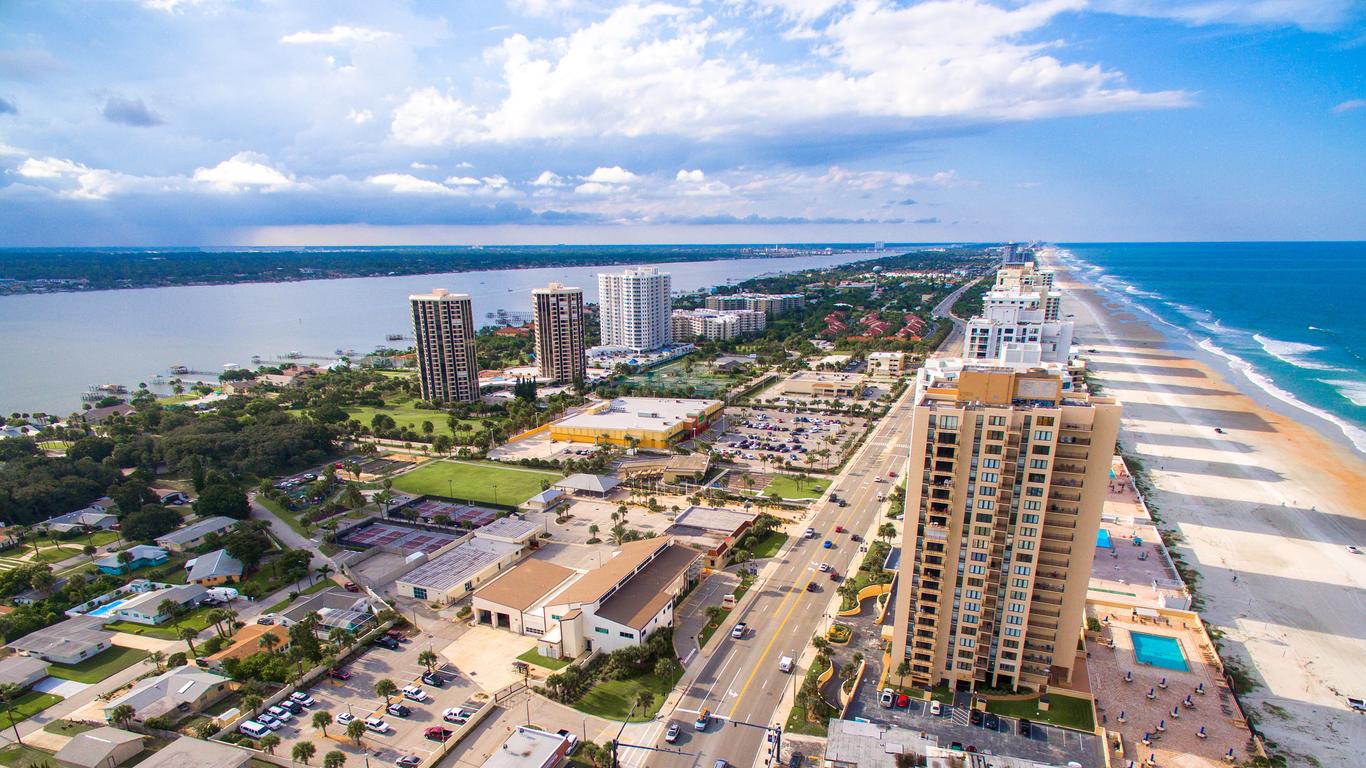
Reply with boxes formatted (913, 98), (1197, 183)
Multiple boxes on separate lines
(964, 263), (1072, 364)
(598, 267), (672, 352)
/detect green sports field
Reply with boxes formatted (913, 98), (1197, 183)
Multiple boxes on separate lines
(391, 460), (562, 506)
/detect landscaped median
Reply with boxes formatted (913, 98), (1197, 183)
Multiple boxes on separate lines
(785, 657), (838, 737)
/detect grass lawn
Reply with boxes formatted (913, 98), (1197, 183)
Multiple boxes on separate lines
(263, 578), (332, 614)
(985, 693), (1095, 731)
(104, 606), (215, 640)
(749, 531), (787, 559)
(392, 460), (562, 506)
(257, 495), (311, 539)
(48, 645), (151, 683)
(517, 647), (570, 671)
(764, 474), (831, 500)
(344, 397), (485, 438)
(43, 720), (100, 736)
(157, 393), (201, 405)
(573, 670), (678, 722)
(31, 545), (83, 563)
(0, 745), (56, 768)
(0, 691), (62, 729)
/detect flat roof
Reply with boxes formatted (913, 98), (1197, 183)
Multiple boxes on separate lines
(9, 616), (112, 656)
(475, 516), (542, 543)
(596, 545), (699, 630)
(0, 655), (48, 685)
(398, 538), (519, 592)
(156, 516), (236, 545)
(552, 538), (668, 607)
(131, 736), (249, 768)
(473, 559), (576, 612)
(787, 370), (865, 382)
(672, 506), (755, 535)
(483, 727), (568, 768)
(554, 397), (721, 433)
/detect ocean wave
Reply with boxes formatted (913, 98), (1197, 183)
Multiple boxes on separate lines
(1196, 319), (1240, 337)
(1197, 339), (1366, 455)
(1251, 334), (1343, 372)
(1324, 379), (1366, 408)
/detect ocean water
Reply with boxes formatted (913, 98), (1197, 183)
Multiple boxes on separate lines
(1053, 242), (1366, 455)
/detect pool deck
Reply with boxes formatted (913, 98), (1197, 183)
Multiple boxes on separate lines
(1089, 460), (1189, 609)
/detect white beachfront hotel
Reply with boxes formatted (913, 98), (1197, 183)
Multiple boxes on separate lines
(964, 261), (1074, 364)
(597, 266), (672, 353)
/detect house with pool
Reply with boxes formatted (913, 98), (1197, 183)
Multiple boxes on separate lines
(68, 580), (208, 626)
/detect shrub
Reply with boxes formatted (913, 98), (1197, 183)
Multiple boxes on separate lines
(168, 652), (188, 667)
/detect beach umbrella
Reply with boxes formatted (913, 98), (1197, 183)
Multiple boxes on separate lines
(1146, 687), (1156, 699)
(1157, 719), (1165, 732)
(1196, 682), (1205, 694)
(1171, 706), (1180, 719)
(1159, 676), (1167, 688)
(1125, 671), (1133, 682)
(1184, 694), (1194, 708)
(1197, 726), (1208, 739)
(1118, 710), (1126, 723)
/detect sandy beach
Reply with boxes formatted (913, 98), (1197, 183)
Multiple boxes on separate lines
(1046, 257), (1366, 766)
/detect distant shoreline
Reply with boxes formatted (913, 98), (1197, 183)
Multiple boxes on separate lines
(0, 246), (896, 297)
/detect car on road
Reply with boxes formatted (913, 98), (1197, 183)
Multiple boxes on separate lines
(424, 727), (452, 742)
(818, 562), (830, 572)
(335, 713), (356, 726)
(823, 540), (833, 549)
(330, 669), (352, 681)
(665, 722), (681, 742)
(828, 570), (840, 581)
(805, 582), (819, 592)
(834, 525), (845, 533)
(1349, 546), (1363, 555)
(983, 713), (1000, 730)
(290, 692), (316, 707)
(880, 689), (894, 708)
(695, 709), (711, 730)
(1018, 718), (1032, 736)
(386, 703), (411, 718)
(364, 717), (390, 734)
(422, 671), (445, 687)
(402, 685), (428, 702)
(804, 528), (815, 539)
(731, 623), (746, 639)
(395, 756), (421, 768)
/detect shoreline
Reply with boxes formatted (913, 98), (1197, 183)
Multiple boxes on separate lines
(1046, 257), (1366, 765)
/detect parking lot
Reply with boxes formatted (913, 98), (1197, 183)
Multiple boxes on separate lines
(710, 407), (867, 471)
(264, 628), (487, 768)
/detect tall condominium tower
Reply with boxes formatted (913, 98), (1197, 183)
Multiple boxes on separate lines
(409, 289), (479, 403)
(532, 283), (587, 383)
(964, 263), (1072, 364)
(891, 359), (1120, 693)
(598, 267), (672, 352)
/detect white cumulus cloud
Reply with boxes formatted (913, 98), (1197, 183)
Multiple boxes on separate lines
(676, 169), (705, 183)
(347, 108), (374, 125)
(583, 166), (638, 184)
(192, 152), (295, 191)
(367, 173), (452, 195)
(281, 26), (393, 45)
(532, 171), (567, 186)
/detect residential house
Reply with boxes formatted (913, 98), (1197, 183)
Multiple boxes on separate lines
(8, 617), (114, 665)
(95, 546), (169, 575)
(100, 583), (207, 625)
(101, 666), (232, 723)
(151, 488), (192, 506)
(185, 549), (243, 586)
(129, 738), (248, 768)
(81, 404), (136, 425)
(0, 656), (49, 690)
(55, 727), (146, 768)
(44, 506), (119, 534)
(278, 589), (379, 636)
(155, 516), (237, 552)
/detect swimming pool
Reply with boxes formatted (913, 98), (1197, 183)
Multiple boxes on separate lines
(86, 598), (128, 618)
(1096, 529), (1113, 549)
(1131, 631), (1189, 672)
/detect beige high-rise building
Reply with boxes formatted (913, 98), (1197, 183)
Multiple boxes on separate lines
(533, 283), (586, 383)
(409, 289), (479, 403)
(891, 358), (1120, 693)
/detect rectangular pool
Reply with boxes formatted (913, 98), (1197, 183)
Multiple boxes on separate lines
(1096, 529), (1113, 549)
(1131, 631), (1189, 672)
(86, 598), (128, 618)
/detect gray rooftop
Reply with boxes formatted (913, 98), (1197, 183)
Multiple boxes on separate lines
(0, 655), (49, 686)
(280, 588), (377, 624)
(95, 545), (167, 570)
(474, 515), (541, 542)
(156, 516), (237, 546)
(398, 538), (519, 592)
(112, 583), (208, 616)
(54, 727), (145, 768)
(187, 549), (243, 582)
(130, 737), (249, 768)
(554, 473), (620, 494)
(104, 666), (230, 719)
(8, 616), (112, 657)
(671, 506), (756, 535)
(483, 727), (569, 768)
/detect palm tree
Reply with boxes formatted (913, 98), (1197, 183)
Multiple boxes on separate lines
(315, 563), (335, 584)
(259, 733), (281, 755)
(158, 598), (181, 628)
(179, 625), (199, 656)
(242, 693), (264, 717)
(323, 751), (346, 768)
(144, 650), (167, 673)
(896, 659), (912, 689)
(292, 741), (317, 766)
(117, 549), (135, 572)
(418, 650), (439, 672)
(259, 631), (281, 655)
(312, 710), (333, 737)
(345, 718), (366, 746)
(634, 690), (654, 716)
(374, 678), (399, 706)
(327, 626), (352, 650)
(108, 703), (136, 731)
(878, 523), (896, 543)
(206, 608), (233, 638)
(587, 524), (599, 541)
(0, 684), (29, 744)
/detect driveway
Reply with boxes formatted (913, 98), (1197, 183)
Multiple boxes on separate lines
(439, 625), (538, 693)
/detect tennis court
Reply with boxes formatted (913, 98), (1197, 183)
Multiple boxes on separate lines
(338, 521), (461, 554)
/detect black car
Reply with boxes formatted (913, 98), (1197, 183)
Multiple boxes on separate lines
(376, 636), (400, 650)
(281, 700), (304, 715)
(805, 582), (820, 592)
(422, 671), (445, 687)
(1018, 718), (1032, 737)
(970, 710), (983, 726)
(983, 713), (1000, 730)
(386, 703), (411, 718)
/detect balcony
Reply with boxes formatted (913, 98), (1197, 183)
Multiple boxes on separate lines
(1039, 553), (1070, 569)
(1061, 423), (1091, 433)
(1058, 436), (1091, 446)
(1053, 463), (1086, 475)
(1051, 477), (1084, 489)
(1056, 447), (1089, 461)
(925, 525), (950, 542)
(1051, 490), (1082, 503)
(1040, 542), (1072, 556)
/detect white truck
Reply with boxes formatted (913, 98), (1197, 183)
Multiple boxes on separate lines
(778, 656), (794, 673)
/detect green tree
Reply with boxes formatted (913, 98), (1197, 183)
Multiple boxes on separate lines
(259, 733), (281, 755)
(179, 625), (199, 656)
(0, 684), (30, 744)
(312, 710), (333, 737)
(108, 703), (136, 730)
(292, 741), (317, 765)
(345, 718), (366, 745)
(323, 751), (346, 768)
(194, 483), (251, 520)
(374, 678), (399, 705)
(418, 649), (439, 672)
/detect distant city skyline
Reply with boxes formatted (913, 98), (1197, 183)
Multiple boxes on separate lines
(0, 1), (1363, 245)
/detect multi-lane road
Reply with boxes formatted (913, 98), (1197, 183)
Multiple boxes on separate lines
(625, 386), (919, 768)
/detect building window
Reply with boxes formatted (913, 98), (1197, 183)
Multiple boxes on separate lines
(412, 588), (428, 600)
(1014, 566), (1031, 575)
(619, 631), (635, 639)
(595, 627), (610, 635)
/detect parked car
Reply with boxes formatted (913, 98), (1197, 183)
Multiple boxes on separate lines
(364, 717), (391, 734)
(929, 701), (942, 716)
(1018, 718), (1032, 736)
(442, 708), (470, 724)
(402, 685), (428, 702)
(1348, 697), (1366, 712)
(330, 669), (352, 681)
(290, 692), (316, 707)
(731, 623), (747, 639)
(279, 700), (304, 715)
(256, 713), (282, 730)
(256, 614), (275, 625)
(376, 635), (400, 650)
(896, 695), (909, 708)
(344, 581), (360, 592)
(386, 703), (411, 718)
(395, 757), (421, 768)
(665, 722), (681, 743)
(422, 671), (445, 687)
(335, 713), (356, 726)
(970, 710), (984, 726)
(880, 689), (894, 708)
(1349, 546), (1363, 555)
(983, 713), (1000, 730)
(267, 706), (294, 722)
(424, 727), (452, 742)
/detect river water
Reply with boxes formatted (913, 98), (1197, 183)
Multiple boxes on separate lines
(0, 251), (870, 415)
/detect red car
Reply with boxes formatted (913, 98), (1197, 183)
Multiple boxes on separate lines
(834, 525), (845, 533)
(896, 694), (910, 708)
(343, 582), (360, 593)
(330, 669), (352, 681)
(828, 570), (840, 581)
(424, 727), (452, 742)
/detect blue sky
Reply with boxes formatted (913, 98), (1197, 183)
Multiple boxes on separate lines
(0, 0), (1363, 246)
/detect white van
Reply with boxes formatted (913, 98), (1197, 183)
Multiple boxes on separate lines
(238, 721), (270, 739)
(778, 656), (793, 673)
